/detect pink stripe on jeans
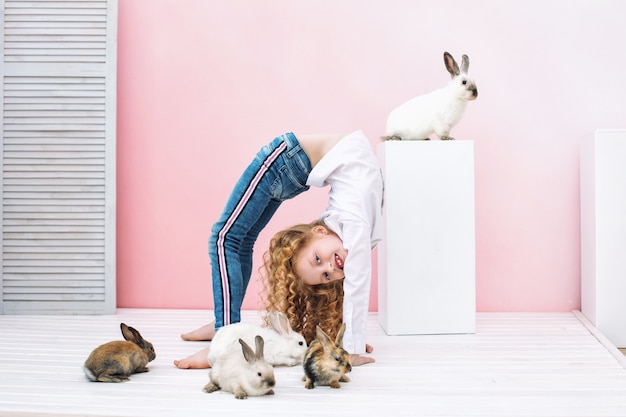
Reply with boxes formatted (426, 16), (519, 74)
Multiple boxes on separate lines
(216, 141), (287, 325)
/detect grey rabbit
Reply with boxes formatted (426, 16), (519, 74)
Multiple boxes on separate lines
(204, 335), (276, 399)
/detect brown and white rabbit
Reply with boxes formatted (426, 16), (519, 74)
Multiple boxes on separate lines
(383, 51), (478, 141)
(83, 323), (156, 383)
(208, 311), (307, 367)
(203, 335), (276, 399)
(302, 324), (352, 389)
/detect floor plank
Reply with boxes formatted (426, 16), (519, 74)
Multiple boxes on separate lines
(1, 309), (626, 417)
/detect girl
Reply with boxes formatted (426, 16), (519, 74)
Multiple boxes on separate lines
(174, 130), (383, 368)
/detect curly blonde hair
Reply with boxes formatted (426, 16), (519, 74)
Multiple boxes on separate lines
(260, 220), (344, 344)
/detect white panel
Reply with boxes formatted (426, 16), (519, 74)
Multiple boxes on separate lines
(581, 129), (626, 347)
(1, 0), (117, 314)
(377, 140), (476, 335)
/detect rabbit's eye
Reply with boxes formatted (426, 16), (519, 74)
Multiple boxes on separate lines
(298, 341), (304, 346)
(257, 372), (262, 377)
(462, 80), (467, 85)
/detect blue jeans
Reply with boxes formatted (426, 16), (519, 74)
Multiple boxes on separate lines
(209, 133), (312, 329)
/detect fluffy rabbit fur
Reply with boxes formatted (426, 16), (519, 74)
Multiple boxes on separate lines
(203, 336), (276, 399)
(208, 312), (307, 367)
(383, 51), (478, 141)
(302, 324), (352, 389)
(83, 323), (156, 383)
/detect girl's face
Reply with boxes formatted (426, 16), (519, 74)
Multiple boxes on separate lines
(294, 226), (348, 286)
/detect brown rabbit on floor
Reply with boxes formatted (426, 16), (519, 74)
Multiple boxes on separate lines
(302, 324), (352, 389)
(83, 323), (156, 383)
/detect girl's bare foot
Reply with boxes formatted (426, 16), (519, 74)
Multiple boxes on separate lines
(173, 347), (211, 369)
(180, 321), (216, 341)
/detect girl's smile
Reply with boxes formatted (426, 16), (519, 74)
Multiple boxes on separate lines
(334, 253), (344, 270)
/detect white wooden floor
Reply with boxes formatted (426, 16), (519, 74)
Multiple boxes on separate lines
(1, 309), (626, 417)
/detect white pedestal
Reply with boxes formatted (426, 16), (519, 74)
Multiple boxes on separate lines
(581, 129), (626, 347)
(377, 140), (476, 335)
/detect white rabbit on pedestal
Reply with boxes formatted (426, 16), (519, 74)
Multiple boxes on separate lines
(383, 52), (478, 141)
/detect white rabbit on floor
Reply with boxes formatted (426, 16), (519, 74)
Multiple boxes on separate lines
(383, 51), (478, 141)
(207, 312), (307, 367)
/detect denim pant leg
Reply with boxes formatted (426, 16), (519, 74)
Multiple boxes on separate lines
(209, 133), (311, 329)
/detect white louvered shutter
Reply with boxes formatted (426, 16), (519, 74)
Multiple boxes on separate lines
(0, 0), (117, 314)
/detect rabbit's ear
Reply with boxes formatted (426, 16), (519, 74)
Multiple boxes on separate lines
(267, 312), (290, 335)
(315, 326), (333, 349)
(239, 338), (257, 363)
(277, 312), (293, 332)
(461, 54), (470, 73)
(335, 323), (346, 348)
(254, 335), (265, 360)
(443, 52), (460, 78)
(121, 323), (145, 344)
(121, 323), (137, 342)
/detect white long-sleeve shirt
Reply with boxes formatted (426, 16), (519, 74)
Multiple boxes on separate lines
(306, 130), (384, 354)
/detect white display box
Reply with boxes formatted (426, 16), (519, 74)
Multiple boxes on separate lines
(581, 129), (626, 347)
(377, 140), (476, 335)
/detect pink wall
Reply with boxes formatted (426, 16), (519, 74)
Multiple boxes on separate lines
(116, 0), (626, 312)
